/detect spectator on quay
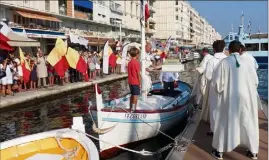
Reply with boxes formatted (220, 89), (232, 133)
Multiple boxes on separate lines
(95, 52), (101, 77)
(116, 51), (122, 74)
(109, 51), (117, 74)
(12, 59), (19, 92)
(47, 64), (54, 86)
(36, 49), (48, 88)
(0, 57), (14, 96)
(14, 58), (24, 91)
(29, 60), (37, 90)
(88, 52), (96, 80)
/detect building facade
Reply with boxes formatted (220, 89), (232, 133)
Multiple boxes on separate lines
(154, 1), (221, 46)
(0, 0), (156, 53)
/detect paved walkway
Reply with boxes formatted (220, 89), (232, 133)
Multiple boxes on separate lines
(167, 102), (268, 160)
(0, 74), (127, 109)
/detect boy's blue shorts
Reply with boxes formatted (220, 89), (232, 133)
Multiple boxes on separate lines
(129, 85), (140, 95)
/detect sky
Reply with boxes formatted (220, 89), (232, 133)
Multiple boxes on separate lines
(189, 1), (268, 37)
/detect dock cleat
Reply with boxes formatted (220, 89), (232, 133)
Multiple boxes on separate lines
(246, 150), (258, 160)
(211, 149), (223, 160)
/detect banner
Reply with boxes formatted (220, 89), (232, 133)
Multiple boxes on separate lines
(121, 43), (129, 73)
(103, 40), (109, 74)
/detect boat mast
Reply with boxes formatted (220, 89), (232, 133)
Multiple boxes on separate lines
(238, 11), (244, 37)
(140, 0), (146, 101)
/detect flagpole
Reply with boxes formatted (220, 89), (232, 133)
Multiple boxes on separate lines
(140, 0), (146, 101)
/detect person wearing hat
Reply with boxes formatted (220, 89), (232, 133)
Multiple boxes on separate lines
(0, 57), (14, 96)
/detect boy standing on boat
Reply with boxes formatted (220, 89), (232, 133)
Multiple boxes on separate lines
(128, 47), (141, 112)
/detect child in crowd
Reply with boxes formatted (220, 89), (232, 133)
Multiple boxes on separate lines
(30, 60), (37, 90)
(12, 59), (19, 92)
(116, 51), (122, 74)
(95, 52), (101, 77)
(88, 52), (96, 80)
(127, 47), (141, 112)
(47, 64), (54, 86)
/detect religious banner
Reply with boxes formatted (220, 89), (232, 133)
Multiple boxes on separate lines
(121, 43), (129, 73)
(102, 40), (110, 74)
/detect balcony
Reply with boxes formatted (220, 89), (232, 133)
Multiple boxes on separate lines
(148, 17), (156, 24)
(110, 2), (123, 15)
(149, 5), (156, 13)
(74, 11), (93, 20)
(146, 28), (156, 34)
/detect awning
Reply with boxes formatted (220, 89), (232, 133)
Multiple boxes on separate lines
(74, 0), (93, 10)
(15, 10), (62, 22)
(6, 32), (40, 47)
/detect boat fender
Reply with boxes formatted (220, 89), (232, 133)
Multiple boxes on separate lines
(72, 117), (85, 133)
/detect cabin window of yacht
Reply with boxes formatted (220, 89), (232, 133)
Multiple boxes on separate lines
(261, 43), (268, 51)
(245, 43), (259, 51)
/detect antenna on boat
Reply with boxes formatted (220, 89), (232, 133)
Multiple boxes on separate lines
(241, 10), (244, 26)
(231, 24), (234, 32)
(140, 0), (146, 101)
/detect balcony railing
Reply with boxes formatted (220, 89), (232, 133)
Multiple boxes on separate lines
(148, 17), (156, 24)
(149, 5), (156, 13)
(110, 2), (123, 14)
(74, 10), (93, 20)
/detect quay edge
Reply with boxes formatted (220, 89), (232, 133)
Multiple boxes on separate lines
(166, 101), (268, 160)
(0, 74), (127, 111)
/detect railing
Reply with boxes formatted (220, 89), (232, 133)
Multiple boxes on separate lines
(148, 17), (156, 24)
(74, 10), (93, 20)
(149, 5), (156, 13)
(109, 1), (123, 14)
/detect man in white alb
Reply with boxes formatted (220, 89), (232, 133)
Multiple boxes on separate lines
(210, 40), (259, 160)
(202, 40), (227, 136)
(240, 44), (259, 70)
(191, 48), (213, 107)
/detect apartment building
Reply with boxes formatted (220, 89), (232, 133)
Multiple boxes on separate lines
(0, 0), (156, 53)
(154, 0), (221, 46)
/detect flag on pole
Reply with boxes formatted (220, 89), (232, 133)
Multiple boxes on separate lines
(47, 38), (69, 77)
(19, 48), (31, 83)
(0, 22), (13, 51)
(165, 36), (172, 51)
(247, 20), (251, 29)
(66, 47), (87, 73)
(144, 0), (150, 22)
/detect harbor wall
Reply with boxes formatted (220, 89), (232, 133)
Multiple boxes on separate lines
(0, 74), (128, 111)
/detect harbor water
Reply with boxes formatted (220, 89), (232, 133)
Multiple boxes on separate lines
(0, 61), (267, 160)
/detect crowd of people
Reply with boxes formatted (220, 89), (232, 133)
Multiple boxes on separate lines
(192, 40), (261, 159)
(0, 47), (124, 97)
(0, 41), (169, 97)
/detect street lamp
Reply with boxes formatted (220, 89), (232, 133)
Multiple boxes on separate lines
(114, 20), (122, 43)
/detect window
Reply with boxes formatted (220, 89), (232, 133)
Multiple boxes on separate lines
(176, 15), (178, 20)
(175, 0), (178, 5)
(175, 8), (178, 12)
(245, 43), (259, 51)
(136, 4), (138, 17)
(261, 43), (268, 51)
(23, 0), (28, 4)
(130, 1), (133, 16)
(45, 0), (50, 11)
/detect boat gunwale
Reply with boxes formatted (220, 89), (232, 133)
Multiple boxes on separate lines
(91, 80), (193, 114)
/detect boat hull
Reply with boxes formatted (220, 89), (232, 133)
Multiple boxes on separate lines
(91, 81), (192, 159)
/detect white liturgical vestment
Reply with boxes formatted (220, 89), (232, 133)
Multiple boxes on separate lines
(191, 54), (213, 105)
(211, 52), (260, 153)
(201, 52), (227, 123)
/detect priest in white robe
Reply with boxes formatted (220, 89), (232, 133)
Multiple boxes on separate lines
(191, 48), (213, 107)
(210, 40), (259, 160)
(240, 44), (259, 70)
(201, 40), (227, 134)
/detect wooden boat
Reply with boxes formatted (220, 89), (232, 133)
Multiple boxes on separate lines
(0, 128), (99, 160)
(91, 80), (192, 158)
